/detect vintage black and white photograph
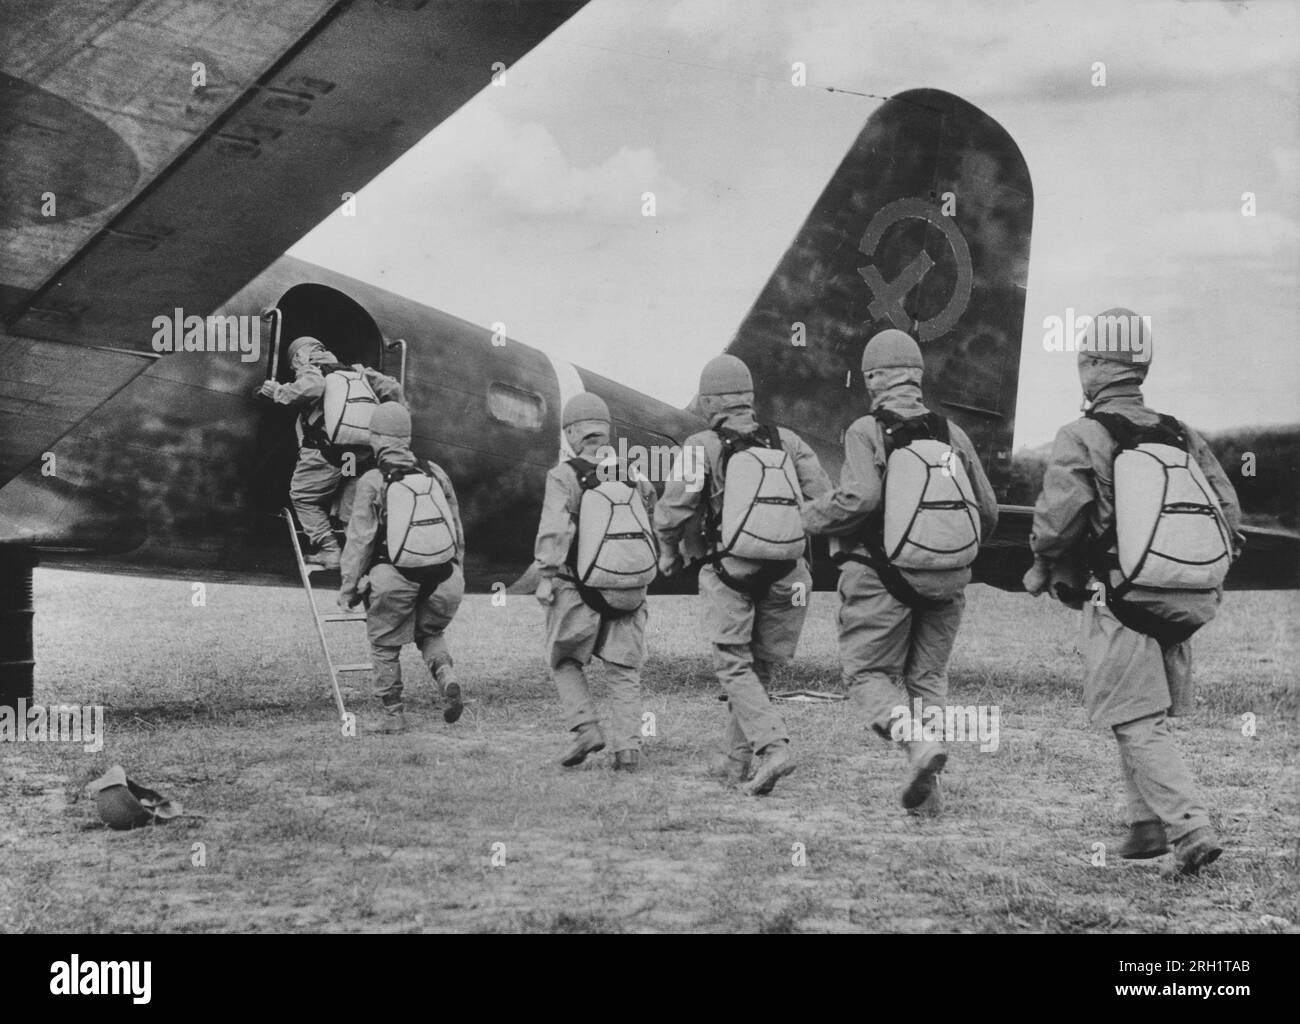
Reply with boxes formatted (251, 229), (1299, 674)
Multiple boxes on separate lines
(1, 0), (1296, 952)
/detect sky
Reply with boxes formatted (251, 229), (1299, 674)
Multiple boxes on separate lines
(294, 0), (1300, 449)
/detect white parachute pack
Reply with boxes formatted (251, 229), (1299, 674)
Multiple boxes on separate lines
(321, 368), (379, 446)
(384, 466), (457, 570)
(876, 411), (981, 571)
(568, 458), (658, 592)
(714, 426), (805, 561)
(1089, 411), (1230, 591)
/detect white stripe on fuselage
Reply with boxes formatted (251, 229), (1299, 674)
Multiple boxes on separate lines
(544, 352), (585, 462)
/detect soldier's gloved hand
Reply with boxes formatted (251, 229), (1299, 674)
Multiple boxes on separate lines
(256, 380), (279, 400)
(1022, 559), (1051, 597)
(339, 588), (361, 611)
(535, 577), (555, 607)
(658, 551), (683, 578)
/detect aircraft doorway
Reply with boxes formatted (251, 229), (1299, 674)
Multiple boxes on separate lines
(267, 283), (385, 382)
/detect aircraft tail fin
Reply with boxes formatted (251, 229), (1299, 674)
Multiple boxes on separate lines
(724, 88), (1033, 495)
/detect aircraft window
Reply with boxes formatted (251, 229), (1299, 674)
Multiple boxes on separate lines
(488, 382), (545, 430)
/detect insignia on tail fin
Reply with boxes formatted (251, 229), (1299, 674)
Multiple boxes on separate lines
(722, 88), (1033, 498)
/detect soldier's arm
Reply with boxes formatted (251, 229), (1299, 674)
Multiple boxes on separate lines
(634, 477), (662, 561)
(801, 418), (882, 536)
(636, 476), (659, 518)
(533, 468), (578, 579)
(1183, 426), (1245, 558)
(365, 369), (404, 404)
(1029, 424), (1095, 564)
(653, 443), (706, 552)
(782, 429), (833, 502)
(341, 476), (382, 599)
(950, 422), (1000, 537)
(273, 367), (325, 406)
(431, 463), (466, 560)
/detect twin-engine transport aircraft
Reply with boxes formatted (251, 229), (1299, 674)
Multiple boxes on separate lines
(1, 1), (1294, 708)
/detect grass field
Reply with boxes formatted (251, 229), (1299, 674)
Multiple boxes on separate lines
(2, 568), (1297, 933)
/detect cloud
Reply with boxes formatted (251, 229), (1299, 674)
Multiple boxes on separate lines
(1136, 208), (1300, 262)
(1275, 146), (1300, 197)
(297, 0), (1298, 446)
(665, 0), (1300, 103)
(419, 106), (688, 223)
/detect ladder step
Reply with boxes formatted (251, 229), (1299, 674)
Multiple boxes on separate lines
(283, 506), (359, 723)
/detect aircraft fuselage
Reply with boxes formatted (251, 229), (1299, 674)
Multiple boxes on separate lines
(18, 255), (722, 591)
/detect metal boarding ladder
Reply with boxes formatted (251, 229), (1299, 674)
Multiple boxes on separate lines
(282, 508), (370, 725)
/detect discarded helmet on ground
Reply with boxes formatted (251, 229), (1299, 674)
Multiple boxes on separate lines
(87, 766), (182, 831)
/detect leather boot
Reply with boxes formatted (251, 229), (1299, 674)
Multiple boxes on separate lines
(1174, 826), (1223, 876)
(744, 741), (796, 796)
(1119, 820), (1168, 860)
(561, 723), (605, 767)
(435, 665), (463, 724)
(308, 536), (342, 570)
(901, 740), (947, 810)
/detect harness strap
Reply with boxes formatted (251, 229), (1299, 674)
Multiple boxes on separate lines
(1096, 577), (1202, 651)
(709, 556), (796, 602)
(830, 539), (953, 612)
(556, 573), (642, 619)
(402, 560), (456, 599)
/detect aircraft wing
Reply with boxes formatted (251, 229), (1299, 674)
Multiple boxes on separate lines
(0, 0), (587, 488)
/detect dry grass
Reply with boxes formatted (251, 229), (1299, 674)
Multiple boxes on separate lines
(1, 569), (1296, 933)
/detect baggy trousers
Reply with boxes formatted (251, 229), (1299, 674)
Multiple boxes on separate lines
(368, 562), (464, 708)
(545, 580), (646, 754)
(1083, 598), (1210, 841)
(290, 447), (357, 545)
(836, 561), (963, 739)
(699, 560), (810, 758)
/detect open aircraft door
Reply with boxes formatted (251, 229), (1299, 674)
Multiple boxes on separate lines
(264, 283), (386, 381)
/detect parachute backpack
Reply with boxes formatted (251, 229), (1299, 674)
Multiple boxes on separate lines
(321, 367), (380, 446)
(712, 425), (805, 562)
(875, 410), (981, 571)
(567, 458), (657, 613)
(1087, 411), (1231, 594)
(383, 465), (457, 571)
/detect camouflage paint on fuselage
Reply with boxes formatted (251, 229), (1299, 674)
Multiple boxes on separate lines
(19, 256), (705, 590)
